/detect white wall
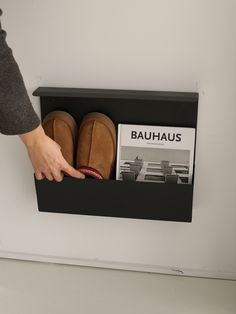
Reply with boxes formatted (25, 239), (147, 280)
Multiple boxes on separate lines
(0, 0), (236, 279)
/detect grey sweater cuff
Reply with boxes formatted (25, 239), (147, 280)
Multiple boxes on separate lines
(0, 9), (40, 135)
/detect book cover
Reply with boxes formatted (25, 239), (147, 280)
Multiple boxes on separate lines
(116, 124), (196, 184)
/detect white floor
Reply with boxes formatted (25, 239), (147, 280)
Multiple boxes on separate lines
(0, 258), (236, 314)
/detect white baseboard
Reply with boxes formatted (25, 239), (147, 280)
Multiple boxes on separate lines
(0, 250), (235, 281)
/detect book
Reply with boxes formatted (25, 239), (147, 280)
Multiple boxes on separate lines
(116, 124), (196, 184)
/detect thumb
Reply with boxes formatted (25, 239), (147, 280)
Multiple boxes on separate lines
(62, 162), (85, 179)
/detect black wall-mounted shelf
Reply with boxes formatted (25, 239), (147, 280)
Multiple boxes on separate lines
(33, 87), (198, 222)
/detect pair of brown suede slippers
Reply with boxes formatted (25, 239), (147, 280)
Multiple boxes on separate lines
(42, 111), (117, 180)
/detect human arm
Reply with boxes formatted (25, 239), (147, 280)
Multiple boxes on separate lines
(0, 9), (41, 135)
(0, 9), (84, 181)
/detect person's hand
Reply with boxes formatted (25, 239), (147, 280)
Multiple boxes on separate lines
(19, 124), (85, 182)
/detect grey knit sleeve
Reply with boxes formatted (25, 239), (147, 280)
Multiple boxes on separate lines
(0, 9), (40, 135)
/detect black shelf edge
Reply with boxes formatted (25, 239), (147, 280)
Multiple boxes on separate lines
(34, 176), (193, 223)
(33, 87), (198, 103)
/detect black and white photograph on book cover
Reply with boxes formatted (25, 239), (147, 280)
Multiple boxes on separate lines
(116, 124), (196, 184)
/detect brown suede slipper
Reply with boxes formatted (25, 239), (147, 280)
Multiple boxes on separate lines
(76, 112), (116, 179)
(42, 111), (77, 166)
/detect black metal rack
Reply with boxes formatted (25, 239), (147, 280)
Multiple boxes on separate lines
(33, 87), (198, 222)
